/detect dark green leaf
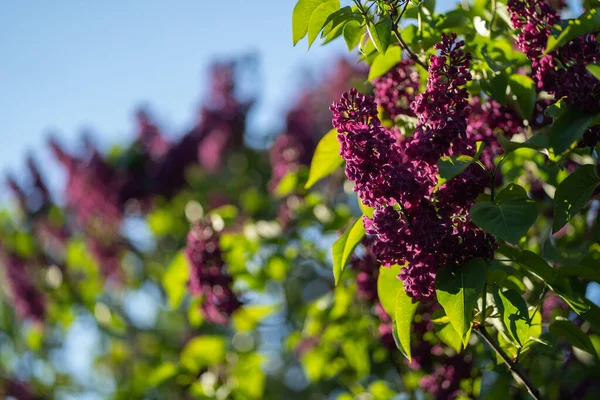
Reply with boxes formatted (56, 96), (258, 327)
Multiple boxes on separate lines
(553, 164), (599, 232)
(549, 104), (597, 154)
(394, 285), (419, 361)
(436, 258), (487, 345)
(550, 318), (597, 356)
(516, 250), (560, 285)
(546, 8), (600, 53)
(437, 142), (485, 186)
(497, 131), (549, 153)
(481, 72), (508, 104)
(367, 15), (392, 54)
(332, 218), (365, 284)
(508, 74), (536, 120)
(307, 0), (340, 48)
(505, 249), (589, 314)
(469, 184), (538, 244)
(493, 288), (530, 347)
(305, 128), (343, 189)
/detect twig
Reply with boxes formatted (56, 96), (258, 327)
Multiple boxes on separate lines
(529, 286), (549, 324)
(392, 26), (428, 70)
(474, 325), (544, 400)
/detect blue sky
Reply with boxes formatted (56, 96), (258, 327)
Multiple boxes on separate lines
(0, 0), (349, 195)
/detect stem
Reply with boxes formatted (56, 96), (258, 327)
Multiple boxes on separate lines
(490, 0), (497, 34)
(392, 27), (428, 70)
(474, 325), (544, 400)
(529, 286), (549, 324)
(480, 283), (487, 324)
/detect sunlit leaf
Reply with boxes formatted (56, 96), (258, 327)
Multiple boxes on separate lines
(436, 258), (487, 345)
(332, 218), (365, 284)
(394, 285), (419, 361)
(162, 251), (189, 309)
(305, 128), (343, 189)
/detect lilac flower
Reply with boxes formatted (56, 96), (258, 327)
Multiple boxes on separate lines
(331, 35), (495, 302)
(185, 222), (241, 325)
(372, 60), (420, 120)
(0, 245), (45, 322)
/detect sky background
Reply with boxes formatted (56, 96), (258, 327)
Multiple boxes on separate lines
(0, 0), (357, 199)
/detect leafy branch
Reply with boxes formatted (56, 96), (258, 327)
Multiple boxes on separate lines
(474, 324), (544, 400)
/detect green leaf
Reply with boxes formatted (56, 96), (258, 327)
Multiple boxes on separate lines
(394, 285), (419, 361)
(367, 15), (392, 54)
(549, 104), (597, 154)
(162, 251), (189, 309)
(437, 142), (485, 186)
(341, 339), (370, 377)
(433, 310), (463, 352)
(305, 129), (343, 189)
(515, 250), (560, 285)
(180, 336), (226, 373)
(307, 0), (340, 48)
(553, 164), (599, 232)
(358, 197), (374, 218)
(504, 249), (589, 314)
(148, 363), (178, 387)
(587, 63), (600, 81)
(343, 20), (365, 51)
(493, 288), (530, 347)
(469, 184), (538, 244)
(546, 8), (600, 53)
(497, 131), (549, 153)
(481, 72), (508, 104)
(436, 258), (487, 345)
(232, 304), (279, 332)
(368, 46), (402, 80)
(292, 0), (328, 45)
(508, 74), (536, 120)
(275, 170), (301, 198)
(331, 218), (365, 284)
(550, 318), (597, 356)
(559, 263), (600, 283)
(233, 353), (265, 399)
(377, 264), (404, 317)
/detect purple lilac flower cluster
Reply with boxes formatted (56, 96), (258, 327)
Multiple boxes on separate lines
(1, 377), (38, 400)
(0, 244), (45, 322)
(419, 354), (473, 399)
(185, 222), (241, 325)
(332, 35), (495, 302)
(50, 138), (124, 278)
(269, 94), (315, 191)
(372, 60), (420, 120)
(542, 294), (569, 321)
(508, 0), (600, 145)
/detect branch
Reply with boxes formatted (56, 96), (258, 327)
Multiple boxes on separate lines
(392, 26), (428, 70)
(474, 325), (544, 400)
